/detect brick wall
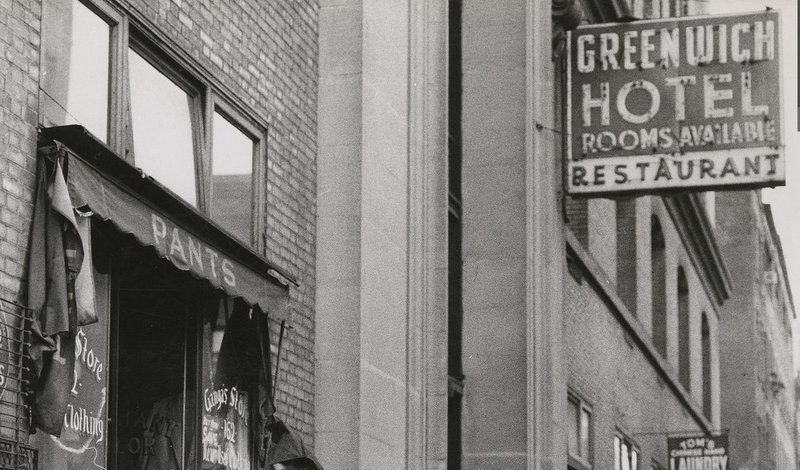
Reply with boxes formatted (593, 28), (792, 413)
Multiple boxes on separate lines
(0, 0), (319, 445)
(578, 193), (722, 423)
(566, 195), (588, 246)
(121, 0), (320, 445)
(0, 0), (40, 303)
(616, 198), (637, 314)
(565, 272), (703, 468)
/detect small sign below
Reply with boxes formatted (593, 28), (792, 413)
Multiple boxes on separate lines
(566, 11), (783, 196)
(667, 433), (729, 470)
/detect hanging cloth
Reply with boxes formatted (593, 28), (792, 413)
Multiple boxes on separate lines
(26, 158), (98, 436)
(254, 312), (322, 470)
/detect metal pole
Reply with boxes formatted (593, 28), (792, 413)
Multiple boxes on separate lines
(272, 320), (286, 402)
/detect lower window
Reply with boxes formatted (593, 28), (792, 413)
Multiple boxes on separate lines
(614, 433), (640, 470)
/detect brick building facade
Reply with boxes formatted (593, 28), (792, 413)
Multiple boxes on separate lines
(717, 191), (797, 470)
(562, 1), (731, 468)
(0, 0), (319, 467)
(0, 0), (789, 469)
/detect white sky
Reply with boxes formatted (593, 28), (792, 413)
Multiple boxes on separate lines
(707, 0), (800, 371)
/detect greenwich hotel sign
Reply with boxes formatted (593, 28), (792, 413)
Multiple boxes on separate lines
(566, 11), (783, 195)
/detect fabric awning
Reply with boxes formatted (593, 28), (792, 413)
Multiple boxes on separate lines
(39, 126), (292, 319)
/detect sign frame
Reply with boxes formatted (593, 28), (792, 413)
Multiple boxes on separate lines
(565, 10), (785, 197)
(667, 432), (729, 470)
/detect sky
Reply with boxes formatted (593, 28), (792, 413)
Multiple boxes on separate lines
(706, 0), (800, 369)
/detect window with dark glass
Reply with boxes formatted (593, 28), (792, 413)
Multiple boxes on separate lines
(651, 216), (667, 356)
(447, 1), (464, 469)
(567, 393), (593, 469)
(677, 267), (690, 391)
(112, 245), (199, 470)
(701, 313), (712, 419)
(40, 0), (114, 142)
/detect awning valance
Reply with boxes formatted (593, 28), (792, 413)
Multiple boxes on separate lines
(39, 126), (292, 319)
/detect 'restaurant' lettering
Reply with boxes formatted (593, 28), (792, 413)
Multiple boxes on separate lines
(151, 214), (237, 287)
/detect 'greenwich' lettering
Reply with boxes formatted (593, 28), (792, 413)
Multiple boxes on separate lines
(151, 214), (237, 287)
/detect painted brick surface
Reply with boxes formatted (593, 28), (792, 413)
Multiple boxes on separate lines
(0, 0), (319, 447)
(565, 272), (706, 468)
(717, 190), (797, 470)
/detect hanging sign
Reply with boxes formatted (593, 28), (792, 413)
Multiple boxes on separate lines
(566, 11), (783, 196)
(667, 433), (729, 470)
(32, 271), (109, 470)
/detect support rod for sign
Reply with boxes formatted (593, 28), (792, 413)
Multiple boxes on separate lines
(632, 428), (730, 437)
(272, 320), (287, 402)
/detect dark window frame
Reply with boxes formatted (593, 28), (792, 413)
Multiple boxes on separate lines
(651, 215), (667, 357)
(567, 391), (594, 470)
(127, 34), (206, 208)
(206, 96), (268, 250)
(40, 0), (269, 252)
(614, 431), (640, 470)
(677, 266), (690, 391)
(701, 312), (712, 419)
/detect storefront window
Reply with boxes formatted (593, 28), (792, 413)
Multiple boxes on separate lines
(202, 298), (258, 470)
(129, 48), (199, 206)
(41, 0), (111, 142)
(115, 265), (196, 469)
(211, 112), (255, 244)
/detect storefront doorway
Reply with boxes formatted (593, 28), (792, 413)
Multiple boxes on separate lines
(112, 239), (199, 470)
(34, 220), (263, 470)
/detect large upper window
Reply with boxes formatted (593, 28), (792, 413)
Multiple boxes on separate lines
(40, 0), (114, 142)
(40, 0), (267, 249)
(128, 47), (199, 206)
(211, 110), (257, 243)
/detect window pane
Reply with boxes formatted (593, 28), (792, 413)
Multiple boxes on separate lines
(116, 285), (190, 468)
(614, 437), (621, 470)
(211, 112), (255, 243)
(631, 449), (639, 470)
(567, 398), (578, 455)
(621, 442), (630, 470)
(129, 49), (197, 205)
(41, 0), (110, 141)
(579, 408), (591, 458)
(202, 298), (257, 469)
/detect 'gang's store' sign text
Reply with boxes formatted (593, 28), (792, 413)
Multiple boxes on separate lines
(566, 11), (783, 196)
